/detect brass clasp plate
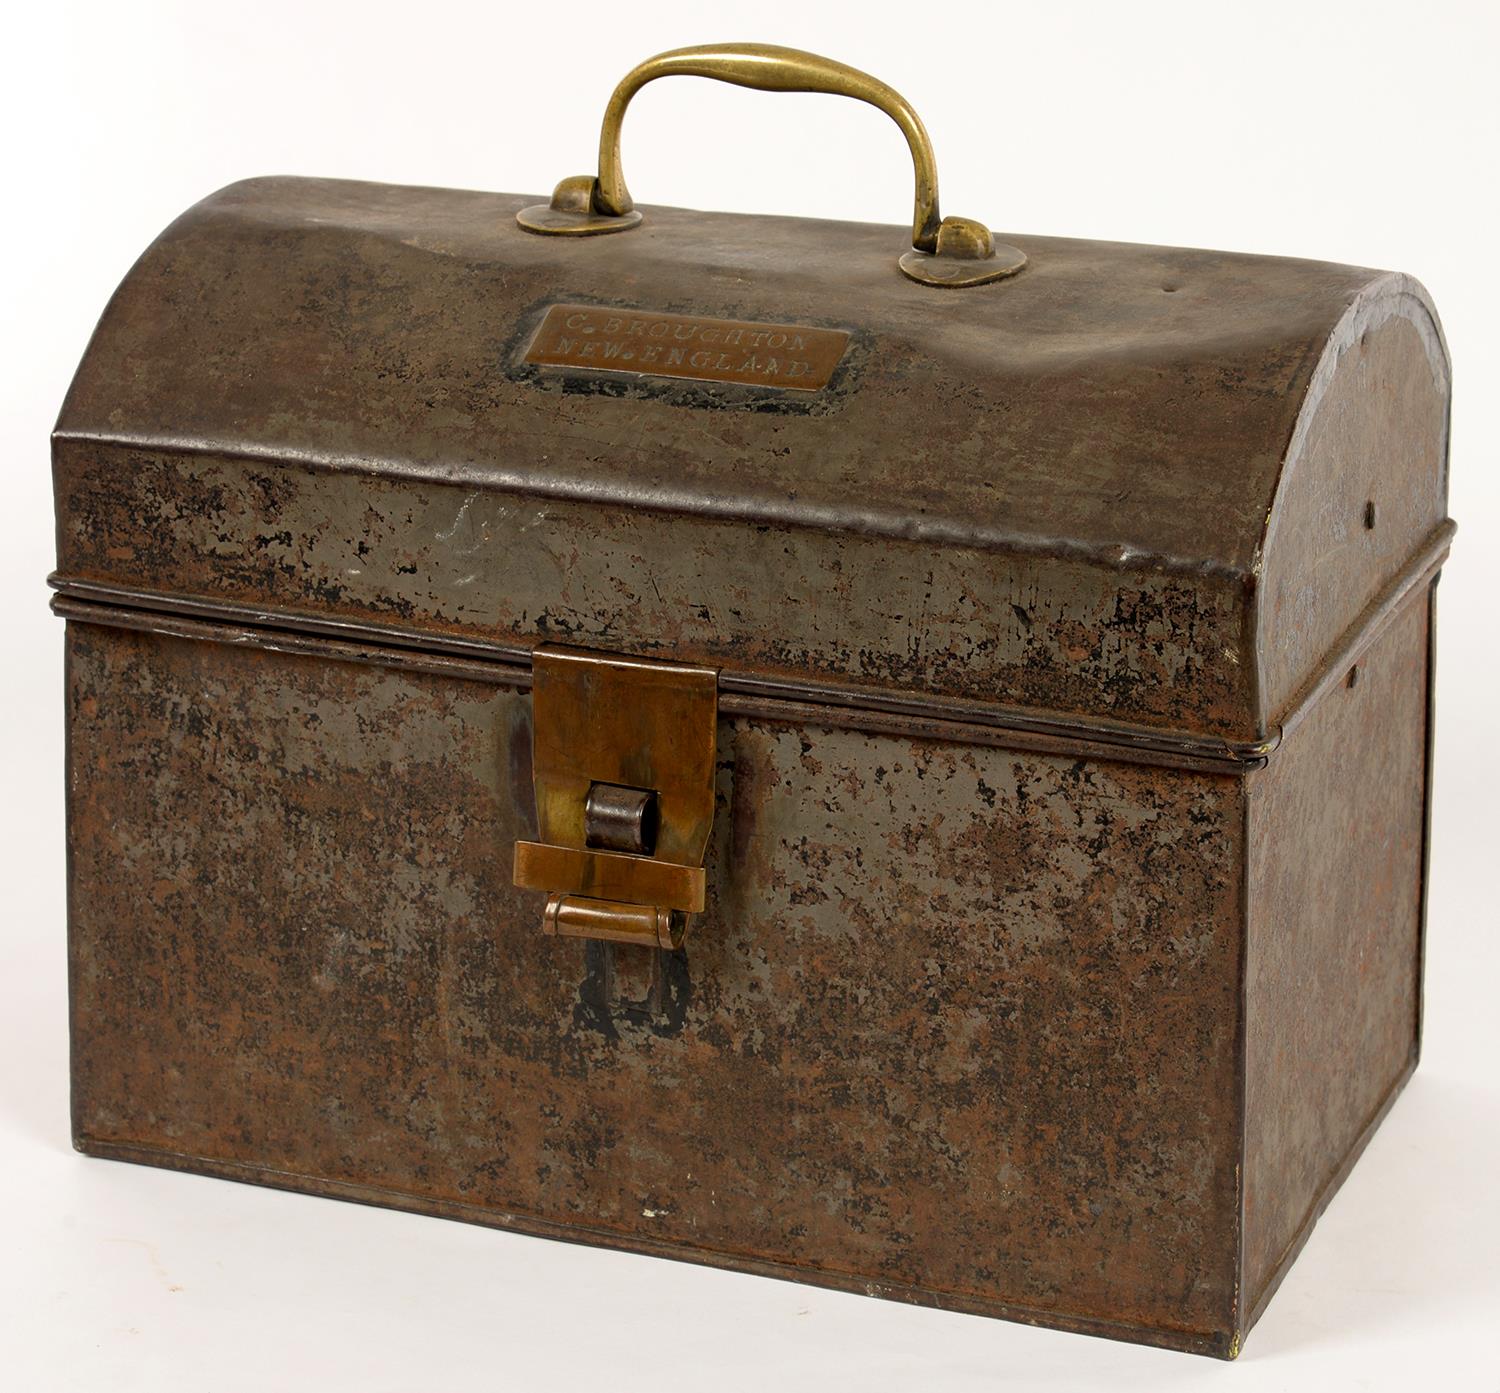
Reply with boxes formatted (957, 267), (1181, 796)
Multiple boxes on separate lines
(513, 646), (718, 949)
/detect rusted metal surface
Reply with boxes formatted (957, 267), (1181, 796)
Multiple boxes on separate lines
(52, 176), (1449, 741)
(1242, 571), (1433, 1325)
(50, 446), (1261, 740)
(67, 617), (1248, 1355)
(44, 590), (1264, 775)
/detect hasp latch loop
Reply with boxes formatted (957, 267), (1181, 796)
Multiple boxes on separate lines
(512, 646), (718, 949)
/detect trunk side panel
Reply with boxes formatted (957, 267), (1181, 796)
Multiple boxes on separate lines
(1242, 593), (1431, 1321)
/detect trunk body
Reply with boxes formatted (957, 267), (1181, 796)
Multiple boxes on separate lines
(53, 177), (1451, 1356)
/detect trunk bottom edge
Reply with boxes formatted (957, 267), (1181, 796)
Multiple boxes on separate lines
(69, 1134), (1236, 1359)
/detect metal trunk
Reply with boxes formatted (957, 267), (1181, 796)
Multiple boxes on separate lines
(50, 47), (1451, 1358)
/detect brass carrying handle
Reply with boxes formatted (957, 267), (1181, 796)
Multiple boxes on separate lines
(515, 43), (1025, 288)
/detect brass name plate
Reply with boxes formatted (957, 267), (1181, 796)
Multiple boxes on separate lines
(523, 304), (849, 391)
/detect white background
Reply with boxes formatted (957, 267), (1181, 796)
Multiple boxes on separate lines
(3, 2), (1497, 1388)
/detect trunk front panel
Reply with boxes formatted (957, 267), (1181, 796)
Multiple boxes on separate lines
(66, 620), (1244, 1351)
